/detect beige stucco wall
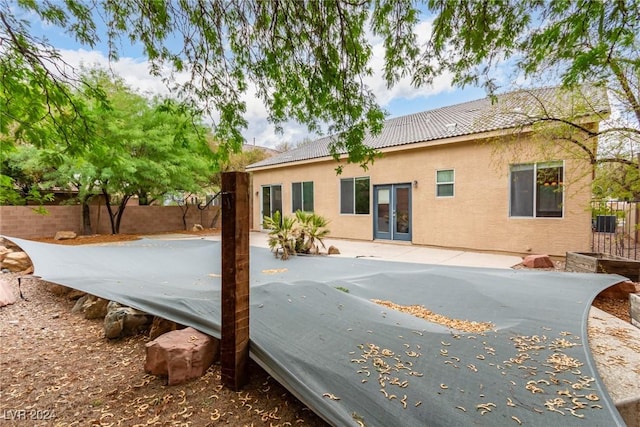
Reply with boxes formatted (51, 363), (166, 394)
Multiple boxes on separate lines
(250, 133), (594, 257)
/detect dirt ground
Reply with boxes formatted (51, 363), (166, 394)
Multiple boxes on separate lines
(0, 231), (633, 426)
(1, 230), (328, 427)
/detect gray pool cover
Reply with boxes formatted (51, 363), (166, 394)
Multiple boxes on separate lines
(8, 237), (627, 426)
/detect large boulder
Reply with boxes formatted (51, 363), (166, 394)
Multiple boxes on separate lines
(144, 327), (219, 385)
(149, 316), (185, 340)
(83, 296), (109, 319)
(1, 252), (32, 272)
(0, 246), (11, 263)
(0, 238), (21, 251)
(522, 254), (554, 269)
(71, 295), (89, 313)
(103, 301), (152, 339)
(598, 281), (640, 299)
(54, 231), (77, 241)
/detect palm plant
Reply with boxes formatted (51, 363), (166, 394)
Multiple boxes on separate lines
(262, 211), (297, 260)
(263, 210), (331, 259)
(294, 210), (330, 254)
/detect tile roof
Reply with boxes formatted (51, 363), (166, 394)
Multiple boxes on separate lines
(247, 86), (609, 169)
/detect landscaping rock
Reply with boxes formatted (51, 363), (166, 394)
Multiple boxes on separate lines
(599, 281), (640, 299)
(630, 293), (640, 329)
(144, 327), (219, 385)
(522, 254), (554, 268)
(192, 224), (204, 231)
(328, 246), (340, 255)
(0, 281), (16, 307)
(54, 231), (77, 241)
(0, 238), (21, 251)
(1, 252), (33, 272)
(46, 283), (72, 297)
(67, 289), (87, 300)
(71, 295), (89, 313)
(0, 246), (11, 263)
(103, 301), (152, 339)
(83, 296), (109, 319)
(149, 316), (185, 340)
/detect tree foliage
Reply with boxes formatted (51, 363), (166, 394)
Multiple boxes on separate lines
(0, 143), (56, 207)
(76, 70), (217, 234)
(2, 0), (408, 166)
(209, 144), (272, 190)
(2, 68), (218, 234)
(2, 0), (639, 196)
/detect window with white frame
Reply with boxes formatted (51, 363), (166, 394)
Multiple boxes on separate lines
(510, 161), (563, 218)
(436, 169), (454, 197)
(340, 177), (370, 214)
(292, 181), (314, 212)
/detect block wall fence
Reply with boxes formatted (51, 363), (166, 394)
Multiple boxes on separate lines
(0, 205), (220, 239)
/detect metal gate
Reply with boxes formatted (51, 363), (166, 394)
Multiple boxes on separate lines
(591, 200), (640, 260)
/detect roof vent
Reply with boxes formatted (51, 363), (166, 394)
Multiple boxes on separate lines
(445, 123), (457, 131)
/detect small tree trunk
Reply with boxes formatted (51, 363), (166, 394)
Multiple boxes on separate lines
(138, 190), (149, 206)
(114, 196), (130, 234)
(181, 203), (189, 230)
(102, 189), (117, 235)
(81, 201), (92, 235)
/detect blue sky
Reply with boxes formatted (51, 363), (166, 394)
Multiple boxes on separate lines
(32, 6), (490, 149)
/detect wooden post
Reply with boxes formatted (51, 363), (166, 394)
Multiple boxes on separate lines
(221, 171), (250, 390)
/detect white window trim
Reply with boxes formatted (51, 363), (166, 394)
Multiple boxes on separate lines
(435, 169), (455, 198)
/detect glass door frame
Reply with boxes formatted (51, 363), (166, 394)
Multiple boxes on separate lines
(261, 184), (282, 229)
(373, 183), (412, 241)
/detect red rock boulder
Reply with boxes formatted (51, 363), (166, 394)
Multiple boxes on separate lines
(598, 281), (640, 299)
(144, 327), (219, 385)
(522, 254), (554, 269)
(149, 316), (186, 340)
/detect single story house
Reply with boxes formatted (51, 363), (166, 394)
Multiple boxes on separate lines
(247, 87), (609, 256)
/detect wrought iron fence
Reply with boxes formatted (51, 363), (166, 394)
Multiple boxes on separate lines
(591, 200), (640, 260)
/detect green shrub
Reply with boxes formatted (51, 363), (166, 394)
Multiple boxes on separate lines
(262, 210), (330, 260)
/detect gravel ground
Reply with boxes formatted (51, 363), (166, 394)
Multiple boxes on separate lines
(1, 231), (327, 427)
(0, 272), (328, 427)
(0, 232), (634, 426)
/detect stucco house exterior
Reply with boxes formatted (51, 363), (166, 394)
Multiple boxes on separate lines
(247, 87), (609, 256)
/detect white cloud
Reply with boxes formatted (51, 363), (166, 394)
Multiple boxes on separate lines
(363, 19), (456, 109)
